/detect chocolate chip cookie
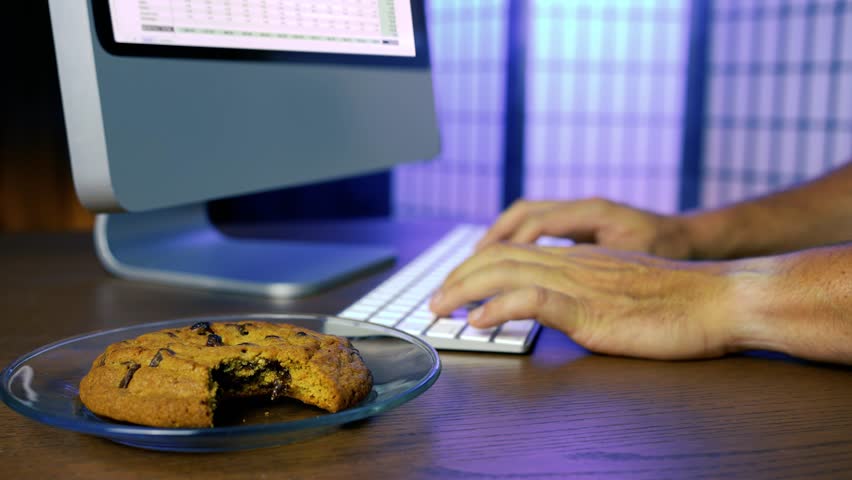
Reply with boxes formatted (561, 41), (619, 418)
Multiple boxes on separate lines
(79, 321), (373, 428)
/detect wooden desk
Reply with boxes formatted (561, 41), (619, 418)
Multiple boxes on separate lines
(2, 220), (851, 479)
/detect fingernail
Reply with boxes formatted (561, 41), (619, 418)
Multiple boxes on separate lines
(468, 306), (483, 325)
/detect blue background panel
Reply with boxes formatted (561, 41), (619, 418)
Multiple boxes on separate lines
(392, 0), (851, 222)
(393, 0), (508, 221)
(702, 0), (852, 208)
(523, 0), (690, 214)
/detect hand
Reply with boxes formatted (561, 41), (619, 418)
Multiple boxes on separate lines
(475, 199), (693, 260)
(430, 243), (737, 360)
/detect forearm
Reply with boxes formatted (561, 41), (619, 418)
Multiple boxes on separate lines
(680, 160), (852, 259)
(725, 243), (852, 364)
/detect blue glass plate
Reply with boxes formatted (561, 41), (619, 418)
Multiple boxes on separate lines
(0, 314), (440, 452)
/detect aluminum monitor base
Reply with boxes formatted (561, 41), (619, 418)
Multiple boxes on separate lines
(94, 204), (395, 298)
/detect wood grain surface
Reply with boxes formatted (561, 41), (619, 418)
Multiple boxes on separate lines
(1, 220), (851, 479)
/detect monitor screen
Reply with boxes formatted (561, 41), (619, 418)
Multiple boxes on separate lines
(105, 0), (416, 57)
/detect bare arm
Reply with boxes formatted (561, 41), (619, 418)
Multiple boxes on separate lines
(727, 243), (852, 364)
(683, 161), (852, 259)
(475, 159), (852, 261)
(430, 242), (852, 364)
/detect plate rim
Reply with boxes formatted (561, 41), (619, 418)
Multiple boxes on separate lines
(0, 313), (441, 440)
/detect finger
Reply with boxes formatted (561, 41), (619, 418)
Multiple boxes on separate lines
(475, 200), (559, 251)
(441, 242), (566, 291)
(429, 260), (563, 317)
(509, 198), (623, 246)
(506, 207), (560, 245)
(538, 244), (624, 260)
(508, 206), (597, 245)
(539, 245), (671, 277)
(468, 286), (580, 332)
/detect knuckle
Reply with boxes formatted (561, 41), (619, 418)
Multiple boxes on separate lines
(508, 199), (527, 213)
(484, 241), (521, 258)
(525, 215), (546, 231)
(495, 258), (522, 272)
(527, 285), (550, 309)
(482, 242), (507, 257)
(587, 197), (614, 210)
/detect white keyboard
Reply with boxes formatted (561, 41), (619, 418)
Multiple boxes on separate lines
(339, 224), (541, 353)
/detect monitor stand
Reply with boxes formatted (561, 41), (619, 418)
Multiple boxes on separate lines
(94, 203), (396, 297)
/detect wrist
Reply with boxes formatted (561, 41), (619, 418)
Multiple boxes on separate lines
(720, 257), (788, 355)
(649, 214), (692, 259)
(665, 213), (707, 260)
(674, 209), (736, 260)
(728, 246), (852, 364)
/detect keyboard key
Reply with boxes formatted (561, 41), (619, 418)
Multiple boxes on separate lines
(493, 320), (536, 345)
(381, 304), (411, 315)
(353, 297), (385, 308)
(397, 318), (433, 335)
(339, 308), (372, 321)
(399, 292), (426, 303)
(344, 303), (376, 313)
(370, 311), (405, 327)
(407, 311), (434, 322)
(392, 298), (421, 309)
(364, 292), (394, 303)
(459, 325), (496, 342)
(425, 318), (466, 339)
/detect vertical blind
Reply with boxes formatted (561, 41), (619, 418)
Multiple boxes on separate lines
(524, 0), (689, 213)
(393, 0), (508, 221)
(394, 0), (852, 220)
(702, 0), (852, 208)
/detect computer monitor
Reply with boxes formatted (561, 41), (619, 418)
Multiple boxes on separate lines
(48, 0), (440, 297)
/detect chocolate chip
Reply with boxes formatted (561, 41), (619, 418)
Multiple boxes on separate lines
(237, 342), (258, 346)
(264, 335), (280, 339)
(148, 348), (175, 367)
(226, 323), (250, 335)
(295, 331), (307, 337)
(118, 361), (141, 388)
(166, 332), (178, 338)
(191, 321), (212, 335)
(149, 351), (163, 368)
(206, 334), (223, 347)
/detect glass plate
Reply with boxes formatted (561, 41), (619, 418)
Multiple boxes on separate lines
(0, 314), (440, 452)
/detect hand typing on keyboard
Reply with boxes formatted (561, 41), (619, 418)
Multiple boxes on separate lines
(428, 239), (735, 361)
(428, 198), (738, 360)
